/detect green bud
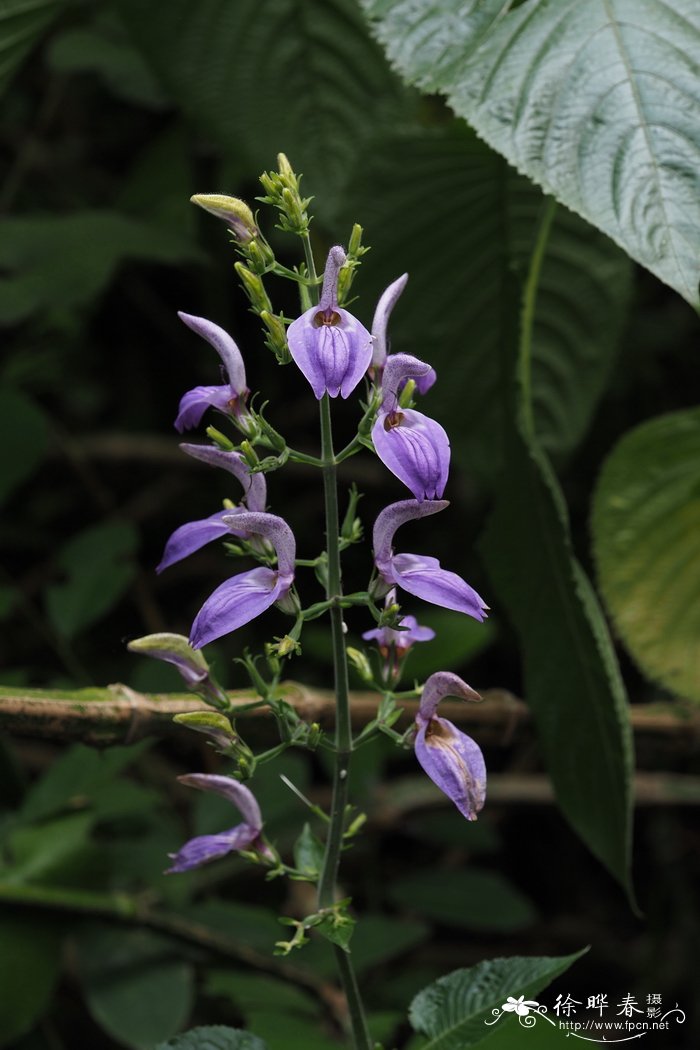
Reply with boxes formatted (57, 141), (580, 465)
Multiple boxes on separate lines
(190, 194), (258, 243)
(173, 710), (237, 747)
(345, 812), (367, 838)
(245, 237), (275, 272)
(259, 310), (290, 364)
(398, 379), (416, 409)
(205, 426), (235, 450)
(348, 222), (364, 257)
(277, 152), (295, 181)
(346, 647), (374, 684)
(239, 440), (258, 468)
(306, 722), (322, 749)
(235, 262), (272, 313)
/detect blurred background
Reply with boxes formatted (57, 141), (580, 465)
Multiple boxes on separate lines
(1, 2), (699, 1048)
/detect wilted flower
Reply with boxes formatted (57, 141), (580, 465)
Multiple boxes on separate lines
(166, 774), (271, 872)
(175, 313), (250, 432)
(156, 446), (266, 573)
(287, 246), (372, 399)
(372, 354), (449, 501)
(370, 274), (435, 394)
(190, 511), (296, 649)
(373, 499), (488, 621)
(414, 672), (486, 820)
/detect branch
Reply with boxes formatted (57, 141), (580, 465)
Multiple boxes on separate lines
(0, 682), (697, 746)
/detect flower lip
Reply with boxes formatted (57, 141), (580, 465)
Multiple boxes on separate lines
(371, 272), (408, 370)
(373, 498), (449, 572)
(177, 312), (248, 397)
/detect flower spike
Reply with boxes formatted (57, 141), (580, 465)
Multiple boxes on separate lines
(415, 672), (486, 821)
(373, 500), (488, 621)
(166, 774), (271, 873)
(372, 354), (449, 501)
(287, 246), (373, 399)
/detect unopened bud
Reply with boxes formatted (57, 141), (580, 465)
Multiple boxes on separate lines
(277, 153), (295, 180)
(348, 223), (363, 257)
(190, 194), (258, 243)
(346, 647), (373, 684)
(235, 262), (272, 313)
(205, 426), (235, 450)
(239, 440), (258, 469)
(275, 634), (302, 658)
(173, 711), (237, 748)
(399, 379), (416, 408)
(260, 310), (290, 364)
(127, 633), (209, 688)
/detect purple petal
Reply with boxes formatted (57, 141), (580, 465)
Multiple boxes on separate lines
(414, 367), (437, 395)
(287, 306), (373, 400)
(371, 273), (408, 369)
(373, 499), (449, 576)
(157, 510), (235, 573)
(414, 715), (486, 820)
(362, 615), (435, 653)
(181, 444), (267, 511)
(419, 671), (482, 722)
(380, 354), (432, 411)
(220, 511), (296, 577)
(178, 312), (248, 395)
(175, 385), (233, 432)
(190, 566), (286, 649)
(372, 408), (450, 501)
(392, 553), (488, 621)
(166, 823), (258, 872)
(318, 246), (347, 311)
(177, 773), (262, 828)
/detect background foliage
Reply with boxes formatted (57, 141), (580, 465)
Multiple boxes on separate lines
(1, 0), (699, 1047)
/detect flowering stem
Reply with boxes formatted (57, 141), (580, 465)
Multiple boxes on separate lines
(317, 393), (372, 1050)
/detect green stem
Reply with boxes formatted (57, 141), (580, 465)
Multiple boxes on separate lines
(316, 394), (372, 1050)
(518, 196), (557, 441)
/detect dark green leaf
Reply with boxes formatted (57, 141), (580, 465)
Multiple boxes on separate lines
(45, 520), (139, 639)
(154, 1027), (267, 1050)
(292, 822), (324, 877)
(0, 0), (61, 98)
(480, 427), (634, 894)
(409, 950), (587, 1050)
(116, 0), (411, 199)
(592, 407), (700, 702)
(6, 811), (93, 882)
(0, 387), (48, 504)
(244, 1013), (335, 1050)
(389, 868), (536, 933)
(75, 926), (194, 1050)
(343, 126), (631, 481)
(0, 910), (62, 1047)
(361, 0), (700, 307)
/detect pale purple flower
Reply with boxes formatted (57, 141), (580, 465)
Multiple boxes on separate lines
(175, 313), (249, 432)
(415, 672), (486, 821)
(166, 774), (270, 873)
(372, 354), (449, 501)
(373, 499), (488, 621)
(156, 446), (266, 573)
(190, 511), (296, 649)
(286, 246), (372, 399)
(370, 274), (435, 394)
(362, 615), (434, 656)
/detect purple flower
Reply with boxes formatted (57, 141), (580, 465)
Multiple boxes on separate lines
(370, 275), (436, 394)
(373, 499), (488, 621)
(286, 246), (372, 399)
(363, 615), (435, 656)
(414, 672), (486, 821)
(175, 313), (249, 432)
(166, 774), (270, 873)
(190, 511), (296, 649)
(157, 446), (266, 573)
(372, 354), (449, 501)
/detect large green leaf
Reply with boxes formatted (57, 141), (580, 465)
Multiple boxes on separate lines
(155, 1028), (267, 1050)
(342, 125), (631, 480)
(409, 950), (586, 1050)
(0, 910), (62, 1047)
(0, 0), (61, 97)
(115, 0), (411, 197)
(592, 407), (700, 702)
(361, 0), (700, 308)
(389, 868), (536, 933)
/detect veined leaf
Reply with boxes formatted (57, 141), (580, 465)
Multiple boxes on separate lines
(592, 407), (700, 702)
(342, 126), (631, 480)
(115, 0), (412, 197)
(361, 0), (700, 307)
(155, 1028), (267, 1050)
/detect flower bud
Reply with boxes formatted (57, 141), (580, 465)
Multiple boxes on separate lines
(235, 262), (272, 313)
(173, 711), (237, 748)
(346, 647), (374, 684)
(190, 194), (258, 243)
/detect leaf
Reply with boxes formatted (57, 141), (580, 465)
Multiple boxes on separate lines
(408, 950), (586, 1050)
(115, 0), (412, 199)
(45, 520), (139, 639)
(75, 926), (194, 1050)
(592, 407), (700, 702)
(480, 427), (634, 894)
(0, 386), (48, 503)
(244, 1014), (336, 1050)
(0, 910), (62, 1047)
(292, 822), (325, 877)
(361, 0), (700, 308)
(0, 0), (61, 98)
(389, 868), (536, 933)
(0, 211), (201, 326)
(6, 811), (93, 883)
(154, 1027), (268, 1050)
(342, 125), (631, 481)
